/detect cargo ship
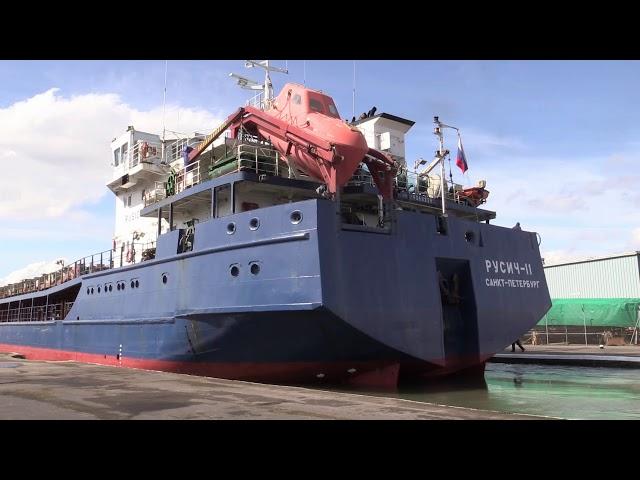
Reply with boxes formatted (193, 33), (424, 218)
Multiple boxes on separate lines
(0, 61), (551, 388)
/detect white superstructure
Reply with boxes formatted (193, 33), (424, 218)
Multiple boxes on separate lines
(353, 113), (414, 167)
(107, 126), (212, 266)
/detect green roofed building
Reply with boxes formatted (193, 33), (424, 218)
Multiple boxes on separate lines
(541, 252), (640, 328)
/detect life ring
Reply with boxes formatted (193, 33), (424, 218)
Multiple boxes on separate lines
(166, 170), (176, 196)
(141, 142), (149, 159)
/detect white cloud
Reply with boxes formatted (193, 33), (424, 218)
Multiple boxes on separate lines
(0, 258), (67, 287)
(542, 250), (588, 266)
(629, 228), (640, 249)
(439, 132), (640, 262)
(408, 122), (640, 264)
(0, 88), (222, 220)
(459, 129), (526, 156)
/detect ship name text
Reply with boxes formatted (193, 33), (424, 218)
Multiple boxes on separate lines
(485, 259), (533, 276)
(483, 259), (540, 289)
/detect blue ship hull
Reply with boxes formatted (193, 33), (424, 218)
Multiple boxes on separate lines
(0, 198), (551, 388)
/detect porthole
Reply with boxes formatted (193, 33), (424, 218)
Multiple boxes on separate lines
(117, 283), (121, 291)
(162, 274), (168, 284)
(97, 286), (101, 293)
(290, 210), (302, 224)
(250, 263), (261, 275)
(230, 265), (240, 277)
(109, 285), (112, 292)
(249, 217), (260, 230)
(121, 283), (125, 290)
(131, 281), (135, 289)
(464, 231), (475, 243)
(135, 280), (139, 288)
(227, 222), (236, 235)
(87, 288), (90, 295)
(91, 288), (94, 294)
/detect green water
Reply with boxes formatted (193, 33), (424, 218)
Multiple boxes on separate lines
(342, 364), (640, 419)
(397, 364), (640, 419)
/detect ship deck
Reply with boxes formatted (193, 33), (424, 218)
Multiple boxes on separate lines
(138, 169), (497, 224)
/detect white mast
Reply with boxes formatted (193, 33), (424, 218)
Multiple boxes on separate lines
(230, 61), (289, 109)
(161, 60), (168, 163)
(433, 116), (460, 217)
(352, 61), (356, 120)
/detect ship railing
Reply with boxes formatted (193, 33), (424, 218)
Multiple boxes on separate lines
(347, 166), (471, 204)
(0, 250), (115, 300)
(144, 182), (167, 207)
(69, 250), (115, 278)
(143, 141), (288, 206)
(236, 142), (283, 175)
(0, 302), (74, 323)
(207, 142), (287, 181)
(144, 139), (480, 207)
(0, 241), (163, 301)
(175, 159), (201, 195)
(347, 167), (434, 196)
(165, 138), (187, 164)
(246, 91), (265, 110)
(164, 137), (206, 165)
(129, 140), (162, 169)
(112, 241), (157, 268)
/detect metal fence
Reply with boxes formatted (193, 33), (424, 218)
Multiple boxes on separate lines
(522, 325), (639, 346)
(522, 309), (640, 346)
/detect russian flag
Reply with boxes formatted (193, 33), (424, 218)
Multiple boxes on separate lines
(456, 136), (468, 173)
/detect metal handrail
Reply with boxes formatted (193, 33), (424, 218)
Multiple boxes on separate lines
(0, 301), (74, 323)
(129, 140), (162, 168)
(0, 249), (112, 300)
(175, 160), (201, 195)
(138, 141), (473, 208)
(113, 241), (157, 268)
(0, 239), (161, 300)
(144, 182), (167, 207)
(246, 91), (265, 110)
(347, 166), (466, 203)
(164, 137), (204, 165)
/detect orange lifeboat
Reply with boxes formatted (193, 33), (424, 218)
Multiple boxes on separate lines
(458, 186), (489, 207)
(259, 84), (369, 190)
(190, 83), (397, 198)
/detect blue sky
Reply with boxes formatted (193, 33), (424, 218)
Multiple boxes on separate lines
(1, 60), (640, 282)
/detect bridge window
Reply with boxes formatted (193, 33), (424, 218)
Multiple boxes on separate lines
(292, 94), (301, 105)
(309, 98), (324, 113)
(327, 102), (339, 118)
(114, 148), (121, 166)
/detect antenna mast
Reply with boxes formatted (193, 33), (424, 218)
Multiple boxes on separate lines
(161, 60), (168, 163)
(352, 61), (356, 120)
(433, 117), (459, 217)
(230, 61), (289, 110)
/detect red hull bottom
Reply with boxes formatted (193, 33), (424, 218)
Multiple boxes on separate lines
(0, 342), (489, 390)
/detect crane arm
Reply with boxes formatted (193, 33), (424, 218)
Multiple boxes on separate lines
(187, 107), (246, 164)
